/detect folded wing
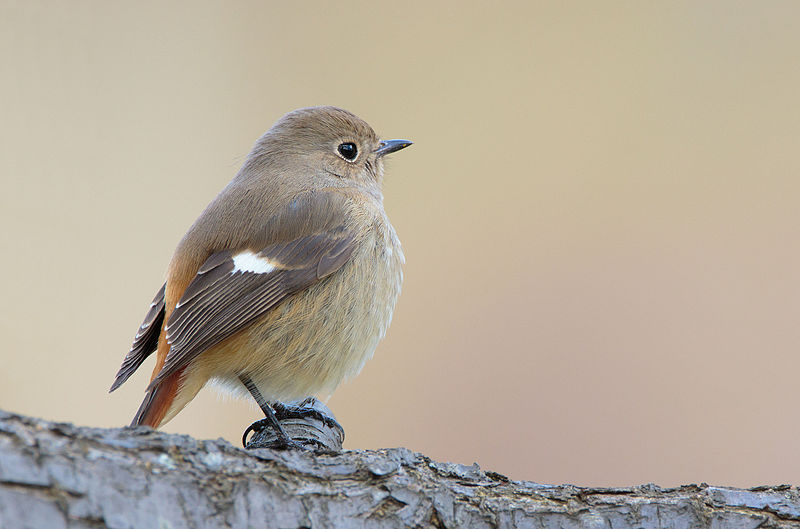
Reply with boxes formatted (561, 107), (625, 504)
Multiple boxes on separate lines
(109, 283), (166, 392)
(149, 223), (357, 389)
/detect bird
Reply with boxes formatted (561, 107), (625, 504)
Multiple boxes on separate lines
(110, 106), (411, 447)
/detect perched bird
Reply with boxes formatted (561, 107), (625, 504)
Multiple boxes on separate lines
(110, 107), (411, 447)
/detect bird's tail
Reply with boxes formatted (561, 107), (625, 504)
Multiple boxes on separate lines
(131, 367), (184, 428)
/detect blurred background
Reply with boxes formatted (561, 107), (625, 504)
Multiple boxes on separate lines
(1, 1), (799, 487)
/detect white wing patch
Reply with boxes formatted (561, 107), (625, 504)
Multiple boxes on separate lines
(232, 250), (278, 274)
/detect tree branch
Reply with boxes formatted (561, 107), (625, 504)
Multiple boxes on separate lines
(0, 410), (797, 528)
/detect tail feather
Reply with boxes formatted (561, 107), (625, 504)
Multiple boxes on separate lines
(131, 367), (184, 428)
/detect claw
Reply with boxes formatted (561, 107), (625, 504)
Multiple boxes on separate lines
(242, 417), (310, 450)
(271, 400), (343, 432)
(242, 418), (267, 447)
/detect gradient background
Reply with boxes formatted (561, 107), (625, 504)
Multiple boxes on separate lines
(2, 2), (799, 487)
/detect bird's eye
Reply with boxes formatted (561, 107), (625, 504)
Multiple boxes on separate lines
(337, 142), (358, 161)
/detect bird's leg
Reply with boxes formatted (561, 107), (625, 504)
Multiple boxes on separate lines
(271, 398), (343, 433)
(239, 375), (306, 450)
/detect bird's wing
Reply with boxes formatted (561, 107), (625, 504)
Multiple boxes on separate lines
(110, 283), (166, 392)
(149, 191), (359, 389)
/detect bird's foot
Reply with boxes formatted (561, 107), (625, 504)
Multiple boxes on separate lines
(242, 418), (309, 451)
(242, 397), (344, 451)
(271, 398), (343, 432)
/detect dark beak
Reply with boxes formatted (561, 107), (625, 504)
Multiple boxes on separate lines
(375, 139), (413, 157)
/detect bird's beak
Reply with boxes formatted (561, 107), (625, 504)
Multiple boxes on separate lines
(375, 139), (413, 157)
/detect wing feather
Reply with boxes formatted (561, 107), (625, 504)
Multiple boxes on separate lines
(110, 283), (166, 392)
(176, 253), (234, 308)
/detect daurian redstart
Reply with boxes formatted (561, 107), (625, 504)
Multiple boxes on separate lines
(110, 107), (410, 444)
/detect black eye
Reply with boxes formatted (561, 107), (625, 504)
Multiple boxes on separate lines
(337, 142), (358, 161)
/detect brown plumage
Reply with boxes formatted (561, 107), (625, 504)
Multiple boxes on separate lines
(111, 107), (410, 429)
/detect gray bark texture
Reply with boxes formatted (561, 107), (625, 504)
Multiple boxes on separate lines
(0, 410), (798, 529)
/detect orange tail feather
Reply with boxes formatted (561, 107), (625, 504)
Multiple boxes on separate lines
(131, 367), (184, 428)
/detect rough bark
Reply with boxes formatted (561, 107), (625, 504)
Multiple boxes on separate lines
(0, 410), (797, 529)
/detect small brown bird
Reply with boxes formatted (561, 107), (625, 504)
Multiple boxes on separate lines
(110, 107), (410, 445)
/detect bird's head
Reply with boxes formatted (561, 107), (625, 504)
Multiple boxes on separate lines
(252, 106), (412, 193)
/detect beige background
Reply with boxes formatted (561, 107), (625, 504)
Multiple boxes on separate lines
(2, 1), (799, 487)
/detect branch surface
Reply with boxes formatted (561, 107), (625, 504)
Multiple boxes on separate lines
(0, 410), (797, 528)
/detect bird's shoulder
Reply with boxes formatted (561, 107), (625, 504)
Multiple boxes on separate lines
(168, 187), (378, 288)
